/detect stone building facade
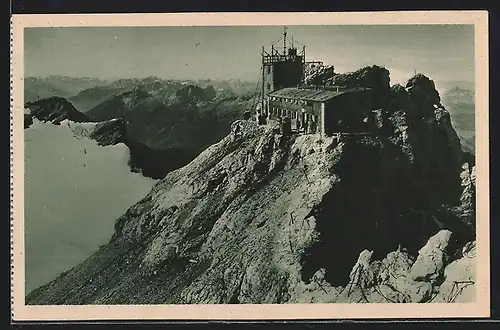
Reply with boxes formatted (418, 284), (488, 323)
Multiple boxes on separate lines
(263, 86), (375, 136)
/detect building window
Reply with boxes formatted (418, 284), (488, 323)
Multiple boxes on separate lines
(267, 83), (271, 91)
(267, 66), (271, 74)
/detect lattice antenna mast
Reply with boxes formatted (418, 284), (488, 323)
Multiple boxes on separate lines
(283, 26), (288, 55)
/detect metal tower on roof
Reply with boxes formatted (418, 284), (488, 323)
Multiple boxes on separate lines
(259, 26), (306, 113)
(283, 26), (288, 55)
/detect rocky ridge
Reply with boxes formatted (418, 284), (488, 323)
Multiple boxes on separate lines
(24, 97), (91, 128)
(25, 68), (476, 304)
(304, 63), (335, 86)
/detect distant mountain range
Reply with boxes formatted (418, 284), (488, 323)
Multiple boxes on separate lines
(440, 85), (475, 153)
(24, 76), (260, 175)
(25, 75), (257, 106)
(24, 76), (107, 103)
(24, 74), (475, 153)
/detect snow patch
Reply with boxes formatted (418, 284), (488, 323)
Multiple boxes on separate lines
(24, 119), (157, 294)
(59, 119), (99, 138)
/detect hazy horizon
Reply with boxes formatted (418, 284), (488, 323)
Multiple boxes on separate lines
(25, 25), (474, 87)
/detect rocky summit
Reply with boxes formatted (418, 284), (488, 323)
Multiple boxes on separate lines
(25, 70), (476, 305)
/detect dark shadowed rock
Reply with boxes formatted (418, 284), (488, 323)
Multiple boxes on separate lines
(89, 119), (128, 146)
(83, 118), (198, 180)
(24, 97), (90, 125)
(405, 74), (441, 112)
(24, 114), (33, 128)
(388, 84), (410, 112)
(332, 65), (390, 91)
(85, 86), (250, 154)
(332, 65), (391, 109)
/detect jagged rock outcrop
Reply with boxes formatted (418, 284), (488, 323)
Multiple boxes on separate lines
(332, 65), (390, 91)
(25, 71), (475, 305)
(24, 97), (90, 127)
(332, 65), (391, 109)
(433, 241), (476, 303)
(304, 63), (335, 86)
(406, 74), (441, 106)
(410, 230), (452, 283)
(335, 230), (476, 303)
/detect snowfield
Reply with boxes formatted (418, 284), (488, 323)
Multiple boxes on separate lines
(24, 119), (157, 294)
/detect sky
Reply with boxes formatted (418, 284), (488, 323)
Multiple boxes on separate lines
(24, 25), (475, 86)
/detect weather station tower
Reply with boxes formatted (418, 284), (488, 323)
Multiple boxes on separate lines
(260, 26), (306, 114)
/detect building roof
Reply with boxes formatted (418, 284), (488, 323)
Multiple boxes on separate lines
(268, 87), (370, 102)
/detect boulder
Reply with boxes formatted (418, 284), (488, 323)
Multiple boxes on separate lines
(433, 241), (476, 303)
(410, 229), (452, 283)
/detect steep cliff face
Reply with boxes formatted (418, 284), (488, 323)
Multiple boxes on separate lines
(25, 71), (475, 305)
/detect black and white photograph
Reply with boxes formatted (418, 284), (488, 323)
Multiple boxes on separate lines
(10, 12), (489, 320)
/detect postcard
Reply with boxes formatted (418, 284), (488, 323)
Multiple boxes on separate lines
(10, 11), (489, 320)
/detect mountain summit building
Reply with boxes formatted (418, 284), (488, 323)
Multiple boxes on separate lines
(257, 27), (376, 136)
